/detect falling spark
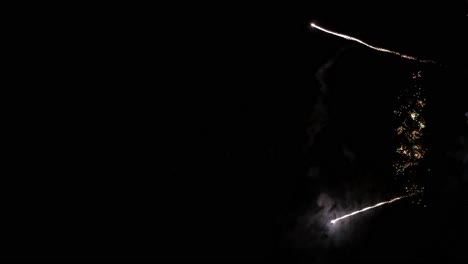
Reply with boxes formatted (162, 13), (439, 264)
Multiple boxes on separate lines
(310, 23), (439, 65)
(330, 195), (409, 224)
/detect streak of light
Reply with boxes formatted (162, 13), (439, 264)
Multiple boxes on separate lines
(330, 195), (409, 224)
(310, 23), (439, 65)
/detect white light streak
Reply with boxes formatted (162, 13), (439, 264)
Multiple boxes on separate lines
(311, 23), (439, 65)
(330, 195), (409, 224)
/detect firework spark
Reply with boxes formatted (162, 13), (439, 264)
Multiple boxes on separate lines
(393, 71), (427, 201)
(310, 23), (439, 65)
(330, 195), (409, 224)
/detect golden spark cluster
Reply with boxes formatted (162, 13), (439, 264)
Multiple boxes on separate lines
(393, 71), (427, 198)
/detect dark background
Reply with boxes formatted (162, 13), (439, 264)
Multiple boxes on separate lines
(3, 1), (467, 262)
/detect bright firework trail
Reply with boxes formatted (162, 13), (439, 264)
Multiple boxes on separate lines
(310, 23), (439, 65)
(330, 195), (410, 224)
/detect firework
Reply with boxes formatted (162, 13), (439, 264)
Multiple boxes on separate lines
(310, 23), (439, 65)
(329, 72), (428, 225)
(310, 24), (433, 226)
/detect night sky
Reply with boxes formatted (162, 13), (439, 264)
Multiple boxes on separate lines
(4, 1), (467, 262)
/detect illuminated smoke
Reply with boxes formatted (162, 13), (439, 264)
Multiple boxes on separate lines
(310, 23), (439, 65)
(330, 195), (409, 224)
